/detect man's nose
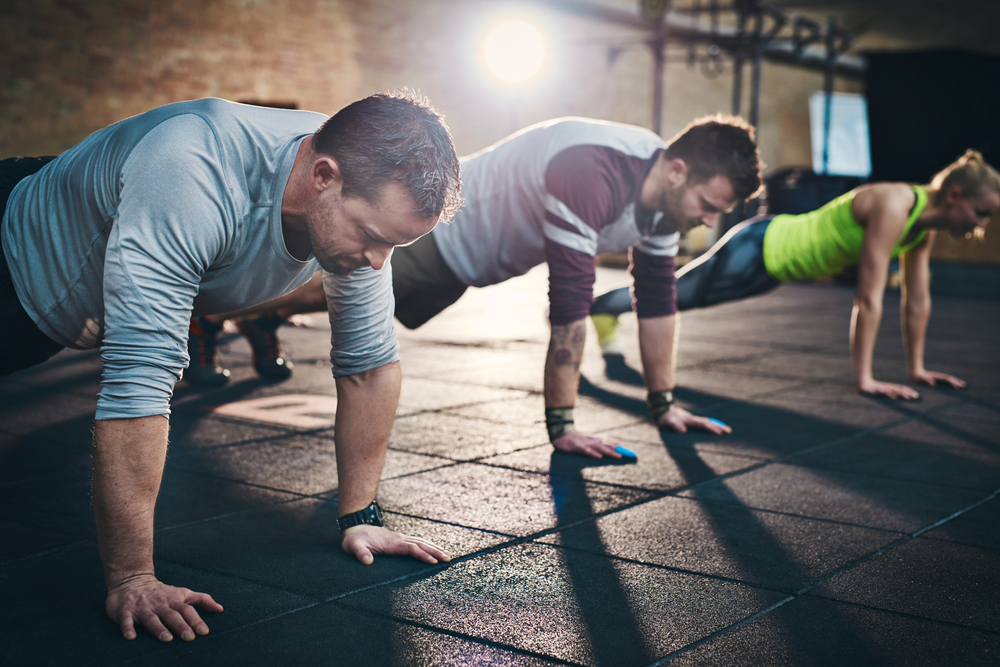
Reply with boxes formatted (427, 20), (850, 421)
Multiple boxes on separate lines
(364, 245), (393, 271)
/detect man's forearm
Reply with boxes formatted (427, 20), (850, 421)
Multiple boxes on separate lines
(544, 319), (587, 407)
(92, 416), (169, 590)
(334, 362), (401, 516)
(638, 314), (678, 392)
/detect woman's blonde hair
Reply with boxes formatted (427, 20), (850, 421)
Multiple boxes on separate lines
(929, 149), (1000, 204)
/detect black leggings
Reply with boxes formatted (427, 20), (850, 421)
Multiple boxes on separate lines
(1, 156), (66, 375)
(590, 216), (780, 316)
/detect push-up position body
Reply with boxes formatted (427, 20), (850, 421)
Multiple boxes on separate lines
(1, 93), (461, 641)
(591, 150), (1000, 399)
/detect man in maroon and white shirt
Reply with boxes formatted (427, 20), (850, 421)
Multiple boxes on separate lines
(391, 114), (764, 458)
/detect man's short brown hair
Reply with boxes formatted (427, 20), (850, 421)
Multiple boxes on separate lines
(664, 114), (764, 201)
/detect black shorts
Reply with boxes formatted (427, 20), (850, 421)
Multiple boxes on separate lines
(1, 156), (66, 376)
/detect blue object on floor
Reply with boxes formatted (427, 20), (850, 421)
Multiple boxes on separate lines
(614, 445), (637, 459)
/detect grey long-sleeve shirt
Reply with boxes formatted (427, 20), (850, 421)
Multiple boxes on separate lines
(2, 98), (399, 420)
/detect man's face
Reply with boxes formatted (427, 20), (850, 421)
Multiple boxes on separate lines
(944, 188), (999, 240)
(305, 180), (438, 276)
(657, 172), (739, 235)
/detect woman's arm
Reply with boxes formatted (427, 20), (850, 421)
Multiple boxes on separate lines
(899, 230), (966, 389)
(850, 185), (919, 399)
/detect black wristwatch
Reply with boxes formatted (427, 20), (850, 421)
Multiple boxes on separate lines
(337, 500), (384, 531)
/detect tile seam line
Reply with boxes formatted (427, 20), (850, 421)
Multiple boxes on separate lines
(649, 485), (1000, 665)
(801, 591), (1000, 636)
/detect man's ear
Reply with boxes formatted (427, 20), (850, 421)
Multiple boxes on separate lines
(313, 156), (343, 192)
(664, 157), (689, 188)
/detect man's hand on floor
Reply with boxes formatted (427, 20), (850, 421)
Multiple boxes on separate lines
(341, 524), (452, 566)
(657, 406), (733, 435)
(106, 574), (223, 641)
(552, 431), (624, 459)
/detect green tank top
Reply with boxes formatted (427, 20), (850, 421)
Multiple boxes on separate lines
(762, 186), (928, 282)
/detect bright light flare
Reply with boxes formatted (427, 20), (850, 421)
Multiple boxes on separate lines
(482, 19), (547, 84)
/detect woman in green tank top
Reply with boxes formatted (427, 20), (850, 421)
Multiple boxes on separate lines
(591, 150), (1000, 400)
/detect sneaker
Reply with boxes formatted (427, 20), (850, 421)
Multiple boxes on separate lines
(185, 317), (231, 386)
(236, 312), (293, 380)
(591, 313), (623, 355)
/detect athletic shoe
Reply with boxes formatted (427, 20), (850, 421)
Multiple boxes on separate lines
(185, 317), (231, 386)
(591, 313), (623, 355)
(236, 312), (293, 380)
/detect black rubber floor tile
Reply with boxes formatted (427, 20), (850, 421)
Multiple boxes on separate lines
(669, 368), (806, 401)
(0, 392), (97, 442)
(613, 402), (861, 459)
(749, 389), (929, 430)
(446, 394), (549, 427)
(0, 465), (298, 540)
(938, 401), (1000, 424)
(0, 517), (82, 563)
(0, 347), (103, 395)
(129, 602), (566, 667)
(877, 414), (1000, 454)
(788, 431), (1000, 492)
(0, 548), (311, 667)
(668, 594), (1000, 667)
(341, 542), (786, 666)
(813, 537), (1000, 632)
(0, 431), (92, 483)
(376, 462), (655, 537)
(166, 412), (294, 451)
(922, 496), (1000, 550)
(389, 411), (546, 460)
(539, 495), (900, 592)
(708, 351), (855, 382)
(397, 376), (530, 415)
(167, 432), (448, 496)
(677, 463), (985, 532)
(484, 441), (765, 492)
(153, 497), (452, 597)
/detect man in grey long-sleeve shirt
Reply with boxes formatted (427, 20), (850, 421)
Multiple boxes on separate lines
(0, 92), (461, 642)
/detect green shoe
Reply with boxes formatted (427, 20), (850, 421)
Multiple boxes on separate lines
(591, 313), (623, 354)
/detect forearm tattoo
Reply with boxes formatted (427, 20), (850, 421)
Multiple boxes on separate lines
(548, 322), (586, 370)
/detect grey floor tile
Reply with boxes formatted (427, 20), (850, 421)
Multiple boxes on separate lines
(668, 594), (1000, 667)
(341, 542), (787, 667)
(813, 537), (1000, 632)
(677, 462), (985, 532)
(539, 495), (901, 592)
(376, 462), (655, 536)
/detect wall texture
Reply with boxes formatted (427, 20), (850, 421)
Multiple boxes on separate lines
(2, 0), (993, 262)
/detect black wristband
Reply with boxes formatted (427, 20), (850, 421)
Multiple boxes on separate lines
(545, 407), (576, 443)
(337, 500), (384, 532)
(647, 390), (675, 420)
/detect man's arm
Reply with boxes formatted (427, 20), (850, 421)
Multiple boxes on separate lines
(94, 416), (223, 642)
(637, 314), (731, 434)
(335, 361), (451, 565)
(851, 186), (918, 399)
(544, 319), (622, 458)
(900, 231), (966, 389)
